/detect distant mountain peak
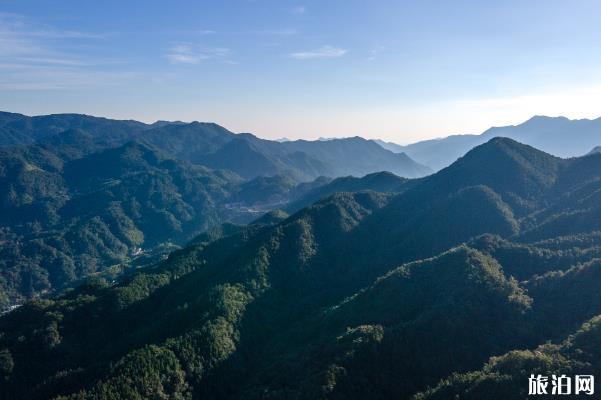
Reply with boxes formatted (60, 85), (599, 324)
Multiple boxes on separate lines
(463, 136), (558, 164)
(399, 114), (601, 171)
(149, 120), (186, 128)
(429, 137), (562, 213)
(485, 136), (522, 146)
(525, 115), (570, 123)
(588, 146), (601, 156)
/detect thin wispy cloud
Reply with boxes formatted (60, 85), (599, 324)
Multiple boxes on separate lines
(367, 45), (384, 61)
(0, 12), (112, 42)
(172, 29), (216, 36)
(165, 43), (232, 64)
(0, 14), (46, 58)
(0, 61), (140, 90)
(14, 57), (88, 66)
(252, 28), (298, 36)
(290, 46), (347, 60)
(194, 29), (216, 35)
(27, 30), (113, 39)
(0, 13), (131, 90)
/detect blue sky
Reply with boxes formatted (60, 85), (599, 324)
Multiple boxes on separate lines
(1, 0), (601, 143)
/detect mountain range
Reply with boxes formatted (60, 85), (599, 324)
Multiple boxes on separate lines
(0, 112), (432, 181)
(376, 115), (601, 171)
(0, 112), (431, 308)
(2, 137), (601, 399)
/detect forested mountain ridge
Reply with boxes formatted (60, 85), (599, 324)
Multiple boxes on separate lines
(285, 171), (409, 213)
(0, 139), (243, 307)
(0, 111), (434, 308)
(0, 112), (432, 181)
(1, 136), (380, 308)
(0, 111), (149, 147)
(2, 138), (601, 399)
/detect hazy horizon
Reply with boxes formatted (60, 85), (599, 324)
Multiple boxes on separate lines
(4, 109), (600, 146)
(2, 0), (601, 144)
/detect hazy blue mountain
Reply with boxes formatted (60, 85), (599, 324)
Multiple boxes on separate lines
(375, 134), (486, 171)
(373, 138), (406, 153)
(375, 115), (601, 171)
(480, 115), (601, 156)
(588, 146), (601, 155)
(1, 112), (432, 181)
(280, 136), (432, 178)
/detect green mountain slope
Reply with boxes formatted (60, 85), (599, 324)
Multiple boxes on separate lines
(286, 171), (408, 212)
(232, 246), (532, 400)
(0, 140), (242, 307)
(416, 315), (601, 400)
(1, 137), (601, 399)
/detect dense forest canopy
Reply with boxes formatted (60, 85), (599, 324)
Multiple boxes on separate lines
(1, 132), (601, 399)
(0, 112), (427, 308)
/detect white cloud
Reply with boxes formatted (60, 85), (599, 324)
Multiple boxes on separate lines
(165, 43), (232, 64)
(290, 46), (347, 60)
(27, 30), (112, 39)
(165, 53), (199, 64)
